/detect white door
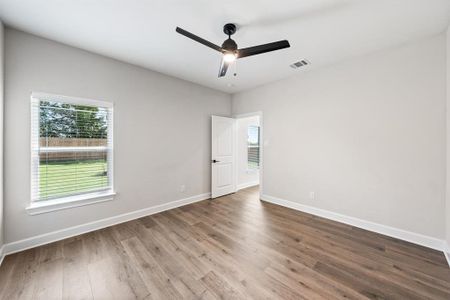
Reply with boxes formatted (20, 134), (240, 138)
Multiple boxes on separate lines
(211, 116), (236, 198)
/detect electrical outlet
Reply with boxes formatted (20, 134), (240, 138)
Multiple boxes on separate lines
(180, 185), (186, 192)
(309, 192), (315, 200)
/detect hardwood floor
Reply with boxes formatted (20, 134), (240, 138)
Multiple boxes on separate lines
(0, 186), (449, 299)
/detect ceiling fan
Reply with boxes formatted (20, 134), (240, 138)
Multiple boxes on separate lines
(176, 23), (290, 77)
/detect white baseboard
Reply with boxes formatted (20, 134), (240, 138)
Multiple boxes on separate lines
(444, 242), (450, 267)
(261, 194), (447, 254)
(0, 245), (5, 266)
(237, 181), (259, 191)
(2, 193), (211, 257)
(3, 192), (448, 268)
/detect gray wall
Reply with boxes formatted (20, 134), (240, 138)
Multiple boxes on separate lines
(4, 26), (449, 246)
(4, 28), (231, 243)
(0, 22), (4, 248)
(232, 34), (447, 239)
(447, 26), (450, 251)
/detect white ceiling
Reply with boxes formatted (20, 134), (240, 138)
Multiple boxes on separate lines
(0, 0), (449, 93)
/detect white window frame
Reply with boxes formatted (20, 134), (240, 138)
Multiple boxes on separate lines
(27, 92), (115, 215)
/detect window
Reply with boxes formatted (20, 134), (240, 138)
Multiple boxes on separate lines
(248, 125), (260, 169)
(30, 93), (114, 210)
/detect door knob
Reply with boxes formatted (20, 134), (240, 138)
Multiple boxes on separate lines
(212, 159), (220, 163)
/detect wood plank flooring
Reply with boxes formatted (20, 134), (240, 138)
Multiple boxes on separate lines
(0, 186), (449, 299)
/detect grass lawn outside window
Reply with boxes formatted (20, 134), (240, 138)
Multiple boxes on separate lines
(39, 159), (108, 200)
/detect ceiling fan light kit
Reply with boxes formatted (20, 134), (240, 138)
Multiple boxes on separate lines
(176, 23), (290, 77)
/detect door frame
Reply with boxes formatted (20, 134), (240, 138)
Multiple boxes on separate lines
(233, 111), (264, 197)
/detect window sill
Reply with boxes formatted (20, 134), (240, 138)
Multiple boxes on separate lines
(26, 191), (116, 215)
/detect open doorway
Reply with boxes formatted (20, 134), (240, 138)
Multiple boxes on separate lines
(235, 113), (262, 198)
(210, 113), (262, 199)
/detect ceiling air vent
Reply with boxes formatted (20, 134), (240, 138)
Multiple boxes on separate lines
(290, 60), (310, 69)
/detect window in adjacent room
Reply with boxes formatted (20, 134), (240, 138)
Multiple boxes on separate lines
(30, 93), (114, 206)
(247, 125), (260, 169)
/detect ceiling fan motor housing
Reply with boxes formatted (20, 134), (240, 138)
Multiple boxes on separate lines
(222, 38), (237, 52)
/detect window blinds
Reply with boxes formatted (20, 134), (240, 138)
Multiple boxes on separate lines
(248, 125), (260, 169)
(31, 93), (113, 202)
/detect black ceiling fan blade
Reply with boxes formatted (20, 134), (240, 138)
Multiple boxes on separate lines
(218, 58), (230, 77)
(176, 27), (223, 52)
(238, 40), (290, 58)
